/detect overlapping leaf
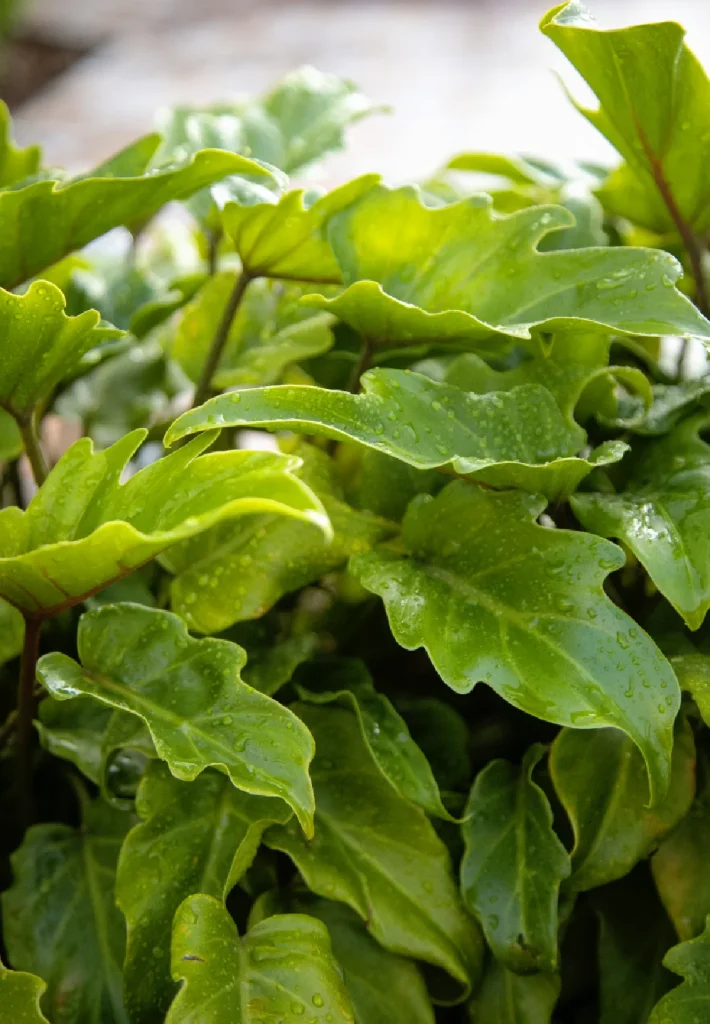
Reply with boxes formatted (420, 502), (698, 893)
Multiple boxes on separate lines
(460, 745), (570, 972)
(648, 918), (710, 1024)
(299, 184), (710, 344)
(166, 895), (354, 1023)
(466, 957), (560, 1023)
(0, 428), (328, 618)
(265, 703), (484, 1003)
(165, 369), (627, 499)
(350, 482), (679, 803)
(573, 416), (710, 630)
(1, 797), (132, 1024)
(116, 762), (291, 1023)
(549, 718), (695, 892)
(37, 604), (316, 833)
(0, 959), (49, 1024)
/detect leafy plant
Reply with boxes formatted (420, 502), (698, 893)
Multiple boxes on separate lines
(3, 7), (710, 1022)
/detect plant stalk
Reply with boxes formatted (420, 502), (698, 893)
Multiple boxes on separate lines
(192, 270), (252, 410)
(16, 616), (42, 826)
(18, 413), (48, 487)
(347, 336), (375, 393)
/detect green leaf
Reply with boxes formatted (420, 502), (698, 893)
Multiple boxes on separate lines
(1, 797), (132, 1024)
(172, 273), (334, 387)
(235, 624), (318, 697)
(0, 280), (121, 424)
(0, 428), (329, 618)
(0, 959), (49, 1024)
(166, 894), (355, 1023)
(0, 596), (23, 665)
(165, 369), (627, 499)
(116, 761), (291, 1023)
(594, 870), (676, 1024)
(164, 442), (392, 634)
(541, 2), (710, 235)
(296, 657), (452, 820)
(0, 138), (274, 289)
(572, 416), (710, 630)
(0, 101), (41, 188)
(350, 481), (679, 803)
(549, 716), (696, 892)
(265, 703), (484, 1003)
(630, 379), (710, 437)
(396, 698), (472, 793)
(291, 898), (435, 1024)
(37, 603), (316, 834)
(648, 918), (710, 1024)
(222, 175), (378, 282)
(0, 408), (22, 461)
(671, 654), (710, 725)
(466, 956), (560, 1024)
(301, 185), (710, 344)
(460, 744), (570, 972)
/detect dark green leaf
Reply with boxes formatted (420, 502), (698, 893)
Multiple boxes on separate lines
(460, 745), (570, 972)
(266, 703), (484, 1003)
(116, 762), (291, 1023)
(351, 482), (679, 803)
(549, 716), (695, 892)
(648, 918), (710, 1024)
(466, 956), (560, 1024)
(396, 698), (472, 792)
(166, 894), (355, 1023)
(37, 603), (316, 834)
(0, 959), (49, 1024)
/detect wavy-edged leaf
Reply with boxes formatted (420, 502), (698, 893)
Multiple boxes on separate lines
(296, 658), (452, 820)
(0, 101), (41, 188)
(231, 622), (318, 697)
(0, 138), (273, 289)
(0, 596), (23, 666)
(460, 744), (570, 973)
(222, 174), (379, 282)
(265, 702), (484, 1003)
(573, 416), (710, 630)
(541, 2), (710, 236)
(648, 918), (710, 1024)
(0, 959), (49, 1024)
(549, 717), (695, 892)
(466, 956), (560, 1024)
(0, 280), (121, 426)
(116, 762), (291, 1023)
(164, 441), (392, 634)
(0, 428), (328, 618)
(1, 797), (132, 1024)
(350, 481), (679, 803)
(172, 272), (334, 387)
(628, 379), (710, 437)
(166, 894), (354, 1024)
(301, 185), (710, 344)
(165, 369), (627, 499)
(37, 603), (316, 833)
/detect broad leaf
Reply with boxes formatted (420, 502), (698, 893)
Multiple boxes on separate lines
(165, 369), (627, 499)
(0, 138), (273, 289)
(296, 657), (452, 819)
(164, 442), (392, 634)
(549, 717), (695, 892)
(0, 428), (328, 618)
(541, 2), (710, 235)
(300, 185), (710, 344)
(648, 918), (710, 1024)
(396, 698), (472, 793)
(0, 280), (121, 425)
(166, 895), (354, 1023)
(116, 762), (291, 1023)
(1, 798), (131, 1024)
(222, 175), (378, 282)
(37, 603), (316, 833)
(466, 957), (560, 1024)
(460, 744), (570, 972)
(266, 703), (484, 1003)
(350, 482), (679, 803)
(0, 959), (49, 1024)
(0, 101), (41, 188)
(572, 416), (710, 630)
(172, 273), (334, 387)
(0, 597), (23, 665)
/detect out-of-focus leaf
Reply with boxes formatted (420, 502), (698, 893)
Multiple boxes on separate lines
(396, 698), (471, 793)
(0, 409), (21, 461)
(0, 101), (41, 188)
(0, 959), (49, 1024)
(0, 597), (23, 665)
(37, 603), (316, 834)
(648, 918), (710, 1024)
(116, 762), (291, 1023)
(671, 654), (710, 725)
(549, 716), (695, 892)
(350, 482), (679, 804)
(166, 895), (355, 1023)
(466, 956), (560, 1023)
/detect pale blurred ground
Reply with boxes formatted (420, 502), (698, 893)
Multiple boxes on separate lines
(12, 0), (710, 184)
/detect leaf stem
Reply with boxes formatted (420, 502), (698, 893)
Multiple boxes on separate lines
(16, 616), (42, 826)
(192, 270), (252, 410)
(17, 412), (48, 487)
(347, 336), (375, 393)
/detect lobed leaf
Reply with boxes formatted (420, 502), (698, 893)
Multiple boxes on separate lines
(37, 603), (316, 833)
(648, 918), (710, 1024)
(0, 959), (49, 1024)
(0, 101), (41, 188)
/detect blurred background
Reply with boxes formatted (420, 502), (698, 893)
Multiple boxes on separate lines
(1, 0), (709, 182)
